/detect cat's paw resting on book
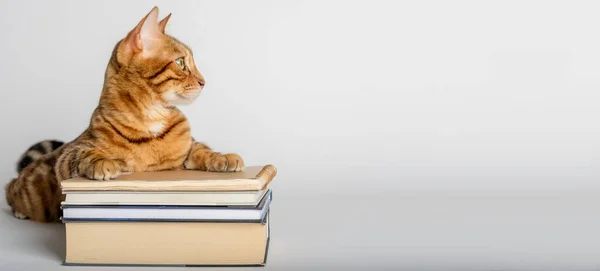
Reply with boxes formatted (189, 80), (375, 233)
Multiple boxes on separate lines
(184, 142), (245, 172)
(207, 153), (244, 172)
(80, 158), (122, 181)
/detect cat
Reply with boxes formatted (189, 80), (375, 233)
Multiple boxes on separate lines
(5, 7), (244, 223)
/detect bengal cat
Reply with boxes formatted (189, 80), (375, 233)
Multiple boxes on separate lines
(5, 7), (244, 223)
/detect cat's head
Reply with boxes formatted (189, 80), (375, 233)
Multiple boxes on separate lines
(111, 7), (205, 106)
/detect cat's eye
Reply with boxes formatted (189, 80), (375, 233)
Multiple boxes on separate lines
(175, 57), (186, 70)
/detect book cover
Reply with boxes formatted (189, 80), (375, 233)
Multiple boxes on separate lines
(60, 164), (277, 192)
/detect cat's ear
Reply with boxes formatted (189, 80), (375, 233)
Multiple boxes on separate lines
(123, 6), (162, 56)
(158, 13), (172, 33)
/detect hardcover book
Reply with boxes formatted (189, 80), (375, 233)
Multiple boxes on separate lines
(64, 213), (271, 266)
(60, 165), (277, 192)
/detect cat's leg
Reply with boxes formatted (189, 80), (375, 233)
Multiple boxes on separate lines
(5, 156), (64, 223)
(4, 178), (27, 219)
(14, 211), (28, 219)
(184, 141), (244, 172)
(55, 143), (124, 181)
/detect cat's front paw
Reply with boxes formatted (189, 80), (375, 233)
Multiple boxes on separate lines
(84, 159), (122, 180)
(208, 153), (244, 172)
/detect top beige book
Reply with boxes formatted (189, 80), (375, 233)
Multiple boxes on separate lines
(61, 165), (277, 192)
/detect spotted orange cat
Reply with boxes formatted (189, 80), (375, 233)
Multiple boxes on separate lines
(5, 7), (244, 222)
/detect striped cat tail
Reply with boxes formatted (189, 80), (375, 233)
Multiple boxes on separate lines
(16, 140), (64, 174)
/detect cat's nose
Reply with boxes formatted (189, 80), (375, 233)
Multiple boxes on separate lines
(198, 79), (205, 87)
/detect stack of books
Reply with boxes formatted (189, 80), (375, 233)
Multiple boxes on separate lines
(59, 165), (277, 267)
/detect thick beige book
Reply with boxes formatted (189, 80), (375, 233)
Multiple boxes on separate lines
(61, 165), (277, 192)
(64, 215), (270, 266)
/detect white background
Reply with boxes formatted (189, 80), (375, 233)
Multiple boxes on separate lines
(1, 0), (600, 270)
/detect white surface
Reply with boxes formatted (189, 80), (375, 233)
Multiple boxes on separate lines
(1, 0), (600, 269)
(3, 188), (600, 270)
